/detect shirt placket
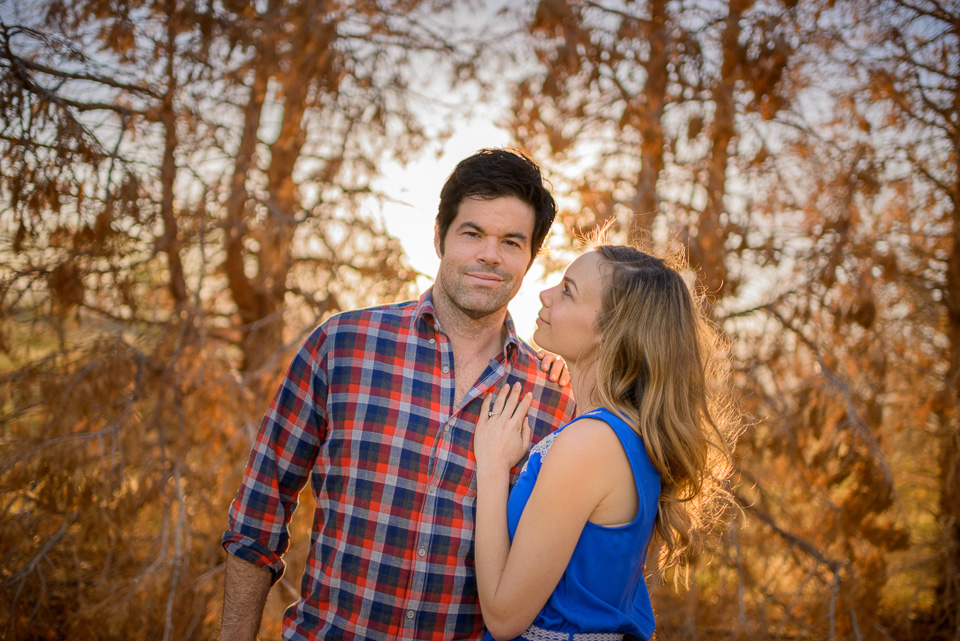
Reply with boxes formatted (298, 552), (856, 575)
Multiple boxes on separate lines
(398, 325), (454, 638)
(401, 330), (515, 638)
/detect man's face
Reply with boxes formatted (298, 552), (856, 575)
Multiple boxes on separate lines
(434, 195), (536, 320)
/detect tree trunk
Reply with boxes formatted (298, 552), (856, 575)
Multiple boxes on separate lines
(240, 18), (339, 372)
(693, 0), (750, 309)
(934, 31), (960, 634)
(225, 51), (274, 371)
(160, 18), (186, 308)
(630, 0), (669, 240)
(937, 189), (960, 638)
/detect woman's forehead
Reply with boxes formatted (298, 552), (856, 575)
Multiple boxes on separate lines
(565, 251), (603, 276)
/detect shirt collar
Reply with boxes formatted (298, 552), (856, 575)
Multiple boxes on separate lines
(415, 287), (523, 364)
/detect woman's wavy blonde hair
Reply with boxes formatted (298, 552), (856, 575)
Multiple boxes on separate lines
(590, 244), (737, 578)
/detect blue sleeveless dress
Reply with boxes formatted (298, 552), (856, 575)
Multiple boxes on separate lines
(482, 408), (661, 641)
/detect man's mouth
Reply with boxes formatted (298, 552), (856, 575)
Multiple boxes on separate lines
(464, 271), (505, 284)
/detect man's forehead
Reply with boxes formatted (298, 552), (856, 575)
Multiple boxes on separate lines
(453, 196), (535, 237)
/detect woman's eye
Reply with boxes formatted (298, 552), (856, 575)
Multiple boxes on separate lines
(561, 285), (571, 297)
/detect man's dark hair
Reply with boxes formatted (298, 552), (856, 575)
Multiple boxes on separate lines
(436, 148), (557, 261)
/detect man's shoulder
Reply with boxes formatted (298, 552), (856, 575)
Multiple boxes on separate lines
(320, 299), (419, 335)
(510, 337), (548, 378)
(510, 339), (576, 419)
(512, 336), (540, 360)
(300, 300), (418, 354)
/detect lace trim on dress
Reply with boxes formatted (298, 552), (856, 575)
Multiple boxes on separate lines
(520, 624), (624, 641)
(521, 430), (560, 473)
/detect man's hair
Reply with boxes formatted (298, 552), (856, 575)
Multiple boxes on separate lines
(436, 148), (557, 261)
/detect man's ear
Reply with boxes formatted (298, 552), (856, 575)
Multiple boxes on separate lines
(434, 225), (443, 258)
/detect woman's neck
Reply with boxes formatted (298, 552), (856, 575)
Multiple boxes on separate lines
(567, 360), (600, 416)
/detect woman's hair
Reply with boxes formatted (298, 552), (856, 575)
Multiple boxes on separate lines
(591, 244), (737, 578)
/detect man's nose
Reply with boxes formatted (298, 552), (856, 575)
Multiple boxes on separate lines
(476, 237), (501, 263)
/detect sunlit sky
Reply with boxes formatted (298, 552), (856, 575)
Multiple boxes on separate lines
(375, 119), (563, 345)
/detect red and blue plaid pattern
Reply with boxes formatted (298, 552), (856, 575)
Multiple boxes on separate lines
(223, 290), (576, 640)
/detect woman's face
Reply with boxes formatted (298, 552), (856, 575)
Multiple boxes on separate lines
(534, 251), (605, 364)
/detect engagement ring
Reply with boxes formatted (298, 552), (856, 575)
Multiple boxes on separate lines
(488, 411), (499, 418)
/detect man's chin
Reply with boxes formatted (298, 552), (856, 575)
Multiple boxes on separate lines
(455, 293), (512, 320)
(435, 279), (519, 321)
(460, 303), (508, 320)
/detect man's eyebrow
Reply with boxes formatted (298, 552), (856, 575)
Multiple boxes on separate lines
(503, 230), (530, 243)
(457, 221), (530, 244)
(457, 221), (485, 234)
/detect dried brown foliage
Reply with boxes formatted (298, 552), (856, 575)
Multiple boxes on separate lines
(2, 0), (959, 639)
(0, 0), (470, 638)
(508, 1), (958, 639)
(1, 328), (268, 639)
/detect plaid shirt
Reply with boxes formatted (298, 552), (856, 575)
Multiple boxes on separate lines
(223, 290), (576, 640)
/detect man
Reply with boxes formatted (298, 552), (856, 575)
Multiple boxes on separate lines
(219, 148), (576, 640)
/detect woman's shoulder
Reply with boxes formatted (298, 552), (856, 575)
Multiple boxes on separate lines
(561, 408), (635, 442)
(546, 415), (628, 469)
(535, 415), (641, 524)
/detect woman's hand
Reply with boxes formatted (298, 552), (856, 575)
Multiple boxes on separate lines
(536, 350), (571, 387)
(474, 382), (533, 474)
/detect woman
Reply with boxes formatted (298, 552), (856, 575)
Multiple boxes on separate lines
(473, 244), (736, 641)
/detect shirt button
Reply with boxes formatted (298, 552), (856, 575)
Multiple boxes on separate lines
(429, 338), (436, 345)
(441, 365), (449, 373)
(429, 484), (437, 494)
(406, 610), (415, 619)
(418, 546), (426, 557)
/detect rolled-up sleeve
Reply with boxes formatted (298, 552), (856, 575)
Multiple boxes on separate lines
(221, 326), (328, 583)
